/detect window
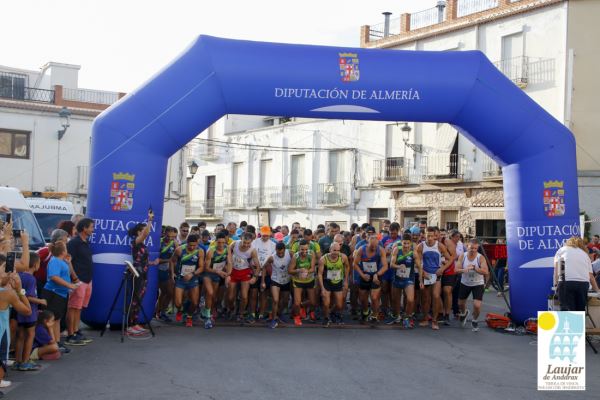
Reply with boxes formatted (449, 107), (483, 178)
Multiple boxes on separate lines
(0, 129), (30, 159)
(0, 73), (26, 100)
(291, 154), (305, 187)
(328, 150), (345, 183)
(476, 219), (506, 243)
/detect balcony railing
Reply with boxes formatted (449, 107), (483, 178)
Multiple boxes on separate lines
(282, 185), (310, 208)
(421, 153), (468, 182)
(457, 0), (498, 18)
(223, 189), (246, 209)
(482, 155), (503, 180)
(246, 187), (282, 208)
(493, 56), (555, 88)
(373, 158), (423, 185)
(62, 87), (120, 105)
(194, 142), (219, 161)
(410, 6), (445, 30)
(186, 198), (224, 219)
(0, 85), (55, 103)
(317, 182), (352, 207)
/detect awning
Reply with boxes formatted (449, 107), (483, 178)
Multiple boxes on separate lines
(470, 207), (505, 220)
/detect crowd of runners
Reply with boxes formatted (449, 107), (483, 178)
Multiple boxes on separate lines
(151, 219), (490, 332)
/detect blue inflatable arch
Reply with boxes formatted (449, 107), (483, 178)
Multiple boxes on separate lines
(85, 36), (579, 325)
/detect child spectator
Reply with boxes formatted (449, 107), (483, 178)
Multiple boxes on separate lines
(30, 310), (60, 361)
(14, 253), (47, 371)
(42, 242), (77, 349)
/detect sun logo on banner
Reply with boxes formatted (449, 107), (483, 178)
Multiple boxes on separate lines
(339, 52), (360, 83)
(110, 172), (135, 211)
(543, 180), (565, 218)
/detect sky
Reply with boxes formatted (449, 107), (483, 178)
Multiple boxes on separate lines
(1, 0), (433, 93)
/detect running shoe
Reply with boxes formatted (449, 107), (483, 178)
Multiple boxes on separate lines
(472, 320), (479, 332)
(418, 320), (429, 328)
(58, 343), (71, 354)
(10, 363), (21, 371)
(442, 314), (451, 326)
(404, 318), (415, 329)
(245, 314), (256, 324)
(204, 319), (213, 329)
(18, 362), (41, 371)
(431, 321), (440, 330)
(460, 309), (470, 327)
(65, 335), (86, 346)
(294, 316), (303, 326)
(300, 307), (307, 319)
(236, 315), (244, 324)
(257, 314), (266, 322)
(126, 327), (144, 336)
(75, 331), (93, 343)
(269, 319), (279, 329)
(132, 325), (148, 333)
(385, 315), (401, 325)
(159, 312), (173, 323)
(309, 311), (317, 323)
(0, 380), (11, 388)
(175, 311), (183, 323)
(323, 318), (332, 327)
(368, 314), (379, 323)
(278, 315), (289, 324)
(185, 316), (193, 328)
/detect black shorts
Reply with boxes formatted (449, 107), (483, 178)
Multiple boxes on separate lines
(43, 289), (68, 321)
(271, 281), (291, 292)
(18, 321), (36, 329)
(292, 280), (315, 290)
(359, 278), (381, 291)
(323, 280), (343, 292)
(441, 274), (456, 287)
(251, 275), (271, 290)
(9, 308), (17, 321)
(458, 284), (484, 301)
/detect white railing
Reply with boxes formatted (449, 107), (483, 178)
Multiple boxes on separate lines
(76, 165), (88, 194)
(457, 0), (498, 17)
(421, 153), (469, 181)
(410, 6), (444, 30)
(63, 87), (120, 105)
(482, 155), (503, 179)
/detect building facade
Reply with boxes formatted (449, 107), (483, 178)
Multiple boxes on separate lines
(0, 62), (187, 225)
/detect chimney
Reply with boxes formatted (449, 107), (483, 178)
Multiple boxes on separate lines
(382, 12), (392, 37)
(436, 1), (447, 23)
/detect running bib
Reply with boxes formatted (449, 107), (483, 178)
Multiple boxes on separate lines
(362, 261), (377, 273)
(233, 255), (248, 270)
(424, 272), (437, 286)
(326, 269), (342, 281)
(213, 261), (226, 272)
(466, 265), (477, 283)
(181, 264), (195, 276)
(396, 264), (410, 279)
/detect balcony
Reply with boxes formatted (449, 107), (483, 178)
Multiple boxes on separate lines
(373, 158), (423, 186)
(282, 185), (310, 208)
(195, 142), (219, 161)
(482, 155), (503, 181)
(223, 189), (246, 209)
(62, 87), (120, 105)
(186, 198), (224, 220)
(317, 182), (352, 207)
(246, 187), (282, 209)
(457, 0), (498, 18)
(0, 84), (55, 103)
(493, 56), (555, 89)
(421, 153), (469, 183)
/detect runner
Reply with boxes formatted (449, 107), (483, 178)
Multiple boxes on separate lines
(380, 222), (401, 320)
(225, 233), (260, 323)
(250, 226), (276, 321)
(353, 227), (388, 323)
(202, 232), (229, 329)
(156, 226), (177, 322)
(414, 227), (452, 330)
(288, 239), (317, 326)
(263, 242), (292, 329)
(387, 233), (419, 328)
(455, 238), (489, 332)
(317, 242), (350, 326)
(171, 234), (204, 327)
(318, 222), (340, 255)
(440, 229), (459, 325)
(176, 222), (189, 245)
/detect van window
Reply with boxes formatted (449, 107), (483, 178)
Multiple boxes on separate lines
(11, 209), (46, 249)
(35, 213), (73, 242)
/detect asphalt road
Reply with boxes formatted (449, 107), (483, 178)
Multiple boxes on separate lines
(6, 295), (600, 400)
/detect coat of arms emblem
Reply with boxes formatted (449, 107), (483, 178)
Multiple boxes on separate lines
(339, 52), (359, 82)
(543, 180), (565, 217)
(110, 172), (135, 211)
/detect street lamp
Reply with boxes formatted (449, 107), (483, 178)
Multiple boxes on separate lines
(401, 122), (412, 162)
(57, 106), (71, 140)
(188, 160), (199, 178)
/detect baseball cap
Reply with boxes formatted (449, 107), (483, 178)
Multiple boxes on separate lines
(366, 226), (376, 234)
(260, 226), (272, 235)
(410, 226), (421, 235)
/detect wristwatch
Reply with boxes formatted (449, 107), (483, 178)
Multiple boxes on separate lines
(19, 289), (26, 296)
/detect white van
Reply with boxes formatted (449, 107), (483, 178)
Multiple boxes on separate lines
(0, 187), (46, 249)
(25, 195), (75, 242)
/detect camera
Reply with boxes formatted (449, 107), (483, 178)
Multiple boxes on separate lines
(5, 252), (16, 273)
(12, 229), (22, 238)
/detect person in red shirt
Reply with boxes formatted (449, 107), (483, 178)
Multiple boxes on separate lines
(587, 235), (600, 261)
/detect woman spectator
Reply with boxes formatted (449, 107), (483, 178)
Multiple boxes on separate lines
(126, 209), (158, 335)
(57, 220), (76, 239)
(554, 236), (600, 311)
